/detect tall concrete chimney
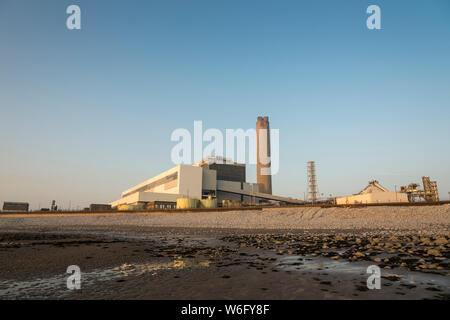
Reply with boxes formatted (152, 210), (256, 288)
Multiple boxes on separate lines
(256, 116), (272, 194)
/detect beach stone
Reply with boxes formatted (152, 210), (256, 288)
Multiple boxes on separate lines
(434, 237), (448, 246)
(427, 249), (441, 256)
(420, 238), (433, 245)
(383, 273), (402, 281)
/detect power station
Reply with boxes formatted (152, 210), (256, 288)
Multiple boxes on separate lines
(106, 115), (442, 209)
(110, 116), (303, 210)
(2, 116), (443, 212)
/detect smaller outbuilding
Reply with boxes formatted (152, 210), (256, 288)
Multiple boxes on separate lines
(336, 180), (409, 205)
(89, 204), (112, 212)
(2, 202), (29, 212)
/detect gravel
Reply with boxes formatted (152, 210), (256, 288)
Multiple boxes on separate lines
(1, 204), (449, 235)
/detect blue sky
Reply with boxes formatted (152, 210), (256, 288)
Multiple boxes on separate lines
(1, 0), (449, 209)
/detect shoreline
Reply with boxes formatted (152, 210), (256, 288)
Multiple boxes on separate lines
(0, 227), (449, 300)
(0, 205), (449, 235)
(1, 205), (448, 300)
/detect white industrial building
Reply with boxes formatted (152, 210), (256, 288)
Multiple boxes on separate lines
(110, 157), (303, 208)
(110, 165), (202, 208)
(110, 117), (305, 208)
(335, 180), (409, 205)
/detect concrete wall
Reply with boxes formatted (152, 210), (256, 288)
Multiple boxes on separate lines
(206, 163), (245, 183)
(121, 166), (180, 197)
(120, 165), (203, 199)
(110, 192), (180, 207)
(113, 165), (203, 206)
(217, 180), (241, 190)
(336, 192), (409, 205)
(242, 182), (260, 203)
(217, 191), (242, 203)
(202, 168), (217, 191)
(178, 165), (203, 199)
(216, 180), (260, 203)
(110, 192), (140, 207)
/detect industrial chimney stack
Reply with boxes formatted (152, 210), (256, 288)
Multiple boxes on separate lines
(256, 116), (272, 194)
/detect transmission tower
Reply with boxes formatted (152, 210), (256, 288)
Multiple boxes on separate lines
(307, 161), (319, 203)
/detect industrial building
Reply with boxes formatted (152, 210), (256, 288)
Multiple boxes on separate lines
(335, 180), (409, 205)
(110, 157), (303, 208)
(110, 117), (303, 209)
(400, 177), (440, 202)
(2, 202), (29, 212)
(89, 204), (112, 212)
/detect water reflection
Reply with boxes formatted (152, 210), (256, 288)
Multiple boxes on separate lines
(0, 258), (211, 299)
(173, 255), (211, 268)
(277, 254), (450, 292)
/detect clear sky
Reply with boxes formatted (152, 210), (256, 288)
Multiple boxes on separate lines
(1, 0), (449, 209)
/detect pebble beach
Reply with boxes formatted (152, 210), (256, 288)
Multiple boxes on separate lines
(1, 204), (449, 233)
(0, 204), (449, 300)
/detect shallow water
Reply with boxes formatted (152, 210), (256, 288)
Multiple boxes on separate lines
(0, 257), (211, 299)
(277, 254), (450, 293)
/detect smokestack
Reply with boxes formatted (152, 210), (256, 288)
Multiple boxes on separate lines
(256, 116), (272, 194)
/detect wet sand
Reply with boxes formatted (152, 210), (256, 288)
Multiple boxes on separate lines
(0, 227), (448, 300)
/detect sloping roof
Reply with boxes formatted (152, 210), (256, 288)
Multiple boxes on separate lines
(359, 180), (389, 194)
